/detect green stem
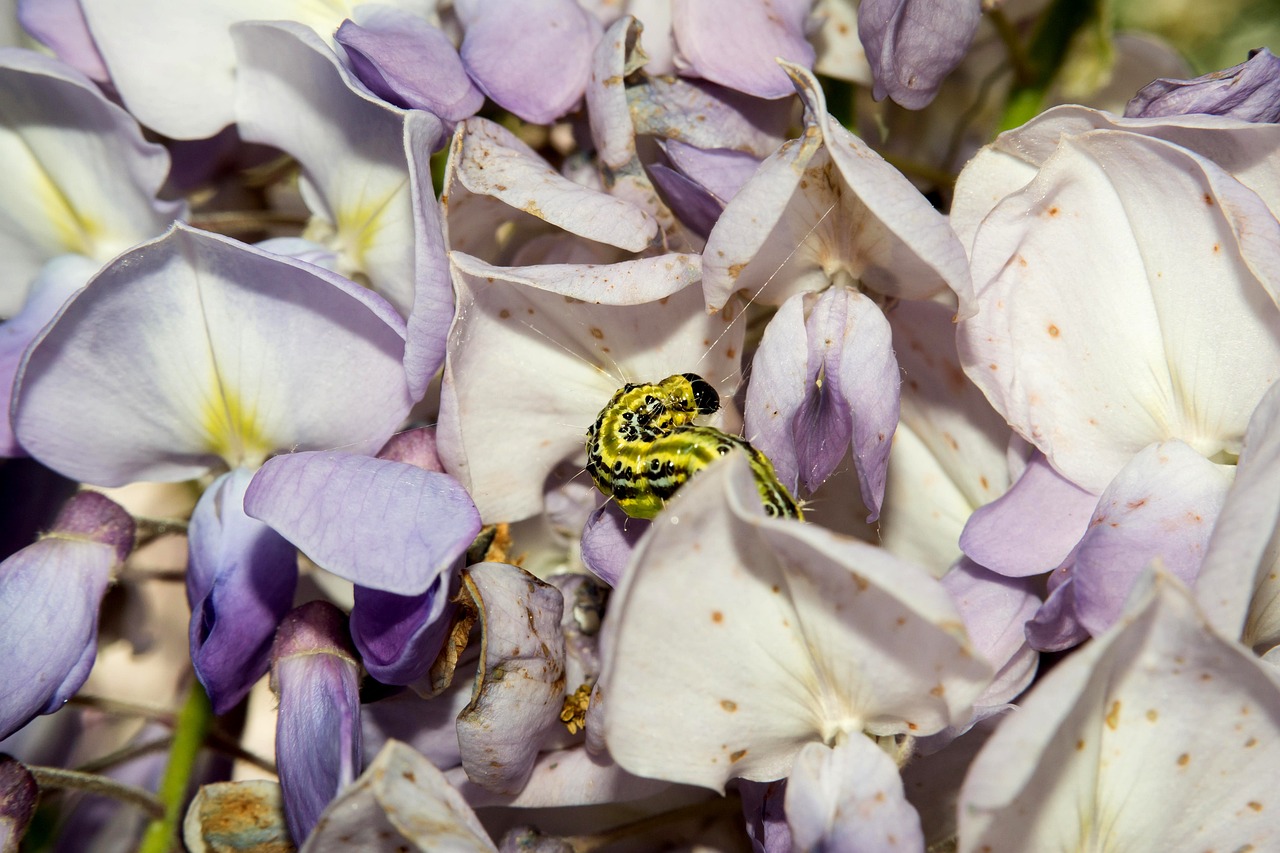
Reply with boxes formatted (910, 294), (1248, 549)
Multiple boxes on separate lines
(998, 0), (1103, 131)
(137, 681), (213, 853)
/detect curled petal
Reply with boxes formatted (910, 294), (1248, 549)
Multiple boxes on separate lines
(456, 563), (566, 795)
(188, 469), (298, 715)
(1127, 48), (1280, 122)
(244, 451), (480, 596)
(301, 741), (497, 852)
(337, 9), (483, 121)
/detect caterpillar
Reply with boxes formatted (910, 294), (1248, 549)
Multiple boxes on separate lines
(585, 373), (803, 521)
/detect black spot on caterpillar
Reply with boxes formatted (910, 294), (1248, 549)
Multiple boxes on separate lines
(585, 373), (803, 520)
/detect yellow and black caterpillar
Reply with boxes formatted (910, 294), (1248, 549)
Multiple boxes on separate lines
(585, 373), (803, 520)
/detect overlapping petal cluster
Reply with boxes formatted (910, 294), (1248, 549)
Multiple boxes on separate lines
(0, 3), (1276, 852)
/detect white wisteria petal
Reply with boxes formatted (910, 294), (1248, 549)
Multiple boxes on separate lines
(1196, 382), (1280, 653)
(13, 225), (412, 486)
(438, 252), (741, 523)
(958, 570), (1280, 852)
(880, 301), (1011, 575)
(455, 563), (566, 796)
(0, 49), (182, 314)
(302, 740), (497, 853)
(702, 63), (971, 312)
(446, 745), (669, 809)
(785, 737), (924, 852)
(957, 131), (1280, 494)
(81, 0), (432, 139)
(1072, 440), (1232, 637)
(951, 105), (1280, 257)
(233, 23), (417, 315)
(598, 453), (990, 791)
(445, 117), (658, 256)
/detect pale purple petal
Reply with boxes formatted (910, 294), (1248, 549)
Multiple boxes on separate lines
(579, 503), (646, 586)
(271, 601), (362, 844)
(404, 109), (454, 398)
(1073, 441), (1232, 637)
(1127, 48), (1280, 123)
(1023, 567), (1089, 652)
(0, 255), (98, 457)
(188, 469), (298, 715)
(301, 741), (497, 852)
(253, 237), (341, 271)
(859, 0), (981, 109)
(0, 492), (131, 739)
(460, 0), (601, 124)
(741, 779), (791, 853)
(672, 0), (815, 99)
(13, 225), (413, 486)
(0, 48), (182, 308)
(377, 426), (444, 472)
(450, 249), (700, 304)
(745, 288), (899, 518)
(17, 0), (109, 81)
(942, 559), (1039, 710)
(647, 163), (723, 239)
(785, 737), (924, 851)
(350, 575), (455, 686)
(659, 139), (762, 203)
(959, 453), (1099, 578)
(456, 563), (566, 795)
(337, 9), (483, 121)
(244, 451), (480, 596)
(1196, 382), (1280, 649)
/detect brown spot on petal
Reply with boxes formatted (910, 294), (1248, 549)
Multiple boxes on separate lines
(1177, 753), (1191, 767)
(1047, 324), (1060, 338)
(721, 700), (737, 712)
(499, 309), (511, 319)
(711, 611), (724, 624)
(1146, 709), (1158, 722)
(1076, 739), (1086, 751)
(1250, 801), (1264, 812)
(589, 327), (604, 339)
(1047, 206), (1060, 216)
(729, 749), (748, 763)
(1204, 193), (1214, 205)
(1105, 700), (1122, 730)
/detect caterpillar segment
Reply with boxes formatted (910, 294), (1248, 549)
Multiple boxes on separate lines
(585, 373), (804, 521)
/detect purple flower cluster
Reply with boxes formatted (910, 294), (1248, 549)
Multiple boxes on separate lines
(0, 2), (1278, 851)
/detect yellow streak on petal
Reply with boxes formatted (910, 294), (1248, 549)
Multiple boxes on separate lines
(199, 380), (272, 470)
(30, 160), (99, 257)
